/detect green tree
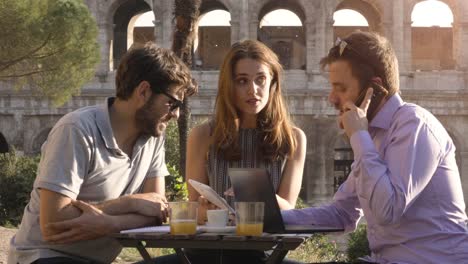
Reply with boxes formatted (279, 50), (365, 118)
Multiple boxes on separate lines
(0, 0), (100, 106)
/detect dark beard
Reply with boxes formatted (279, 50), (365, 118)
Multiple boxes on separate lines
(135, 95), (160, 137)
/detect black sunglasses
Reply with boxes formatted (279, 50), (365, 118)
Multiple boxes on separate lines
(160, 90), (184, 112)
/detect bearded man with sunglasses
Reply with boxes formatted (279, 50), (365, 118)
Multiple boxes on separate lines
(9, 43), (197, 264)
(282, 31), (468, 263)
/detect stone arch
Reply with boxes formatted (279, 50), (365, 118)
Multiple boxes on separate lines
(195, 0), (232, 70)
(199, 0), (231, 14)
(108, 0), (152, 69)
(407, 0), (458, 23)
(106, 0), (154, 26)
(0, 132), (9, 154)
(334, 0), (384, 34)
(256, 0), (307, 70)
(31, 128), (52, 155)
(407, 0), (459, 70)
(257, 0), (306, 24)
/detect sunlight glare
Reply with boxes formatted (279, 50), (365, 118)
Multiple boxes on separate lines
(412, 0), (453, 27)
(333, 9), (368, 27)
(199, 10), (231, 26)
(134, 11), (155, 27)
(260, 9), (302, 27)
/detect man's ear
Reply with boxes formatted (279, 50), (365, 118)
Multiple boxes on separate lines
(134, 81), (153, 105)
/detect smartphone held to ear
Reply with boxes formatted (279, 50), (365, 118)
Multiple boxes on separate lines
(355, 82), (388, 120)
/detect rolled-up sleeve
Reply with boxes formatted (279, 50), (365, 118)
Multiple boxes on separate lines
(35, 124), (92, 199)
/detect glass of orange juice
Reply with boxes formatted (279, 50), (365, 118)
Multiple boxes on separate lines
(235, 202), (264, 236)
(169, 201), (198, 235)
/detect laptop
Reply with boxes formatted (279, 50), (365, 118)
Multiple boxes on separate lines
(228, 168), (343, 234)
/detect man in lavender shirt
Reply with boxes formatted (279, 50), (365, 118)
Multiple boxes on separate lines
(282, 31), (468, 263)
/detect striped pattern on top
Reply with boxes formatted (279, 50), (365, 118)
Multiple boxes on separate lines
(207, 128), (286, 206)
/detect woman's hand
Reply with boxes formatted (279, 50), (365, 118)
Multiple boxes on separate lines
(223, 187), (235, 197)
(197, 196), (217, 225)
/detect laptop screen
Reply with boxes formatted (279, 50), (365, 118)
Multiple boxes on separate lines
(228, 168), (285, 233)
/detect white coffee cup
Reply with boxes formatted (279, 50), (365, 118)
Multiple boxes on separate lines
(206, 209), (228, 227)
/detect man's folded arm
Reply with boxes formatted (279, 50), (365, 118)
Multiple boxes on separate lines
(39, 176), (167, 242)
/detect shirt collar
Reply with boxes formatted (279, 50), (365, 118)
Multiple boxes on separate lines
(369, 93), (404, 130)
(96, 97), (119, 150)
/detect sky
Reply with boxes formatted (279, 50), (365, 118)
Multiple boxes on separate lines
(134, 0), (453, 28)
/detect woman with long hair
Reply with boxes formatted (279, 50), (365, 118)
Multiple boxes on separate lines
(184, 39), (306, 263)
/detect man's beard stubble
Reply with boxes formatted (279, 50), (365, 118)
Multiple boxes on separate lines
(135, 95), (168, 137)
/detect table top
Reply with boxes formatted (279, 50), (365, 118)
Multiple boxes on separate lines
(114, 232), (313, 251)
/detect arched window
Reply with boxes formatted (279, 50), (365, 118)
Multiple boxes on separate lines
(0, 133), (9, 154)
(128, 11), (156, 50)
(333, 9), (369, 40)
(411, 0), (455, 70)
(195, 10), (231, 70)
(112, 0), (152, 69)
(32, 128), (52, 155)
(258, 9), (305, 70)
(333, 136), (353, 191)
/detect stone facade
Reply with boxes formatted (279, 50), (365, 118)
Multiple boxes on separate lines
(1, 0), (468, 209)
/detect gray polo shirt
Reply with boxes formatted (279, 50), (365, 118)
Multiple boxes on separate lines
(9, 98), (169, 264)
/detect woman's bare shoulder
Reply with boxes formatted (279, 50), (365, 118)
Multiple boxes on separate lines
(188, 122), (213, 145)
(292, 126), (306, 140)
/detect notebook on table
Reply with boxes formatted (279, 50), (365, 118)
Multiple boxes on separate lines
(228, 168), (344, 234)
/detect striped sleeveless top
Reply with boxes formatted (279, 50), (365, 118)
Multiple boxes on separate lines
(207, 128), (286, 206)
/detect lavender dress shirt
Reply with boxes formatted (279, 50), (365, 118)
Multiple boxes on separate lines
(282, 94), (468, 264)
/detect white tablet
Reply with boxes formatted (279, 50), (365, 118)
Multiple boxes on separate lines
(188, 179), (235, 214)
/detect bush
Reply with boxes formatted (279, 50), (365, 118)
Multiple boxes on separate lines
(0, 152), (40, 226)
(287, 233), (346, 262)
(164, 120), (180, 173)
(287, 198), (346, 262)
(165, 163), (188, 202)
(347, 223), (370, 262)
(294, 197), (308, 209)
(164, 120), (188, 201)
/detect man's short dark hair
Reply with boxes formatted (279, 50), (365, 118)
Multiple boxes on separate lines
(115, 42), (197, 100)
(320, 31), (399, 97)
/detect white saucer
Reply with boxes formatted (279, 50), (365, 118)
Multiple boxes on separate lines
(199, 225), (236, 233)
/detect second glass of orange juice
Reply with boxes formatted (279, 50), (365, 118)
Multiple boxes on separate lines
(169, 201), (198, 235)
(235, 202), (264, 236)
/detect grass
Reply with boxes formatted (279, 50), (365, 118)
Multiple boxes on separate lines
(287, 234), (347, 263)
(114, 248), (175, 263)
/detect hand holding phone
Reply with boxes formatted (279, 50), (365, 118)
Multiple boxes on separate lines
(354, 81), (388, 121)
(338, 82), (388, 138)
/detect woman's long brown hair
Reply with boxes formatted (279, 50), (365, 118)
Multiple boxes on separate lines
(212, 40), (297, 160)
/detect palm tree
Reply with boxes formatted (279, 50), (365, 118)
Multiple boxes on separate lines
(172, 0), (201, 178)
